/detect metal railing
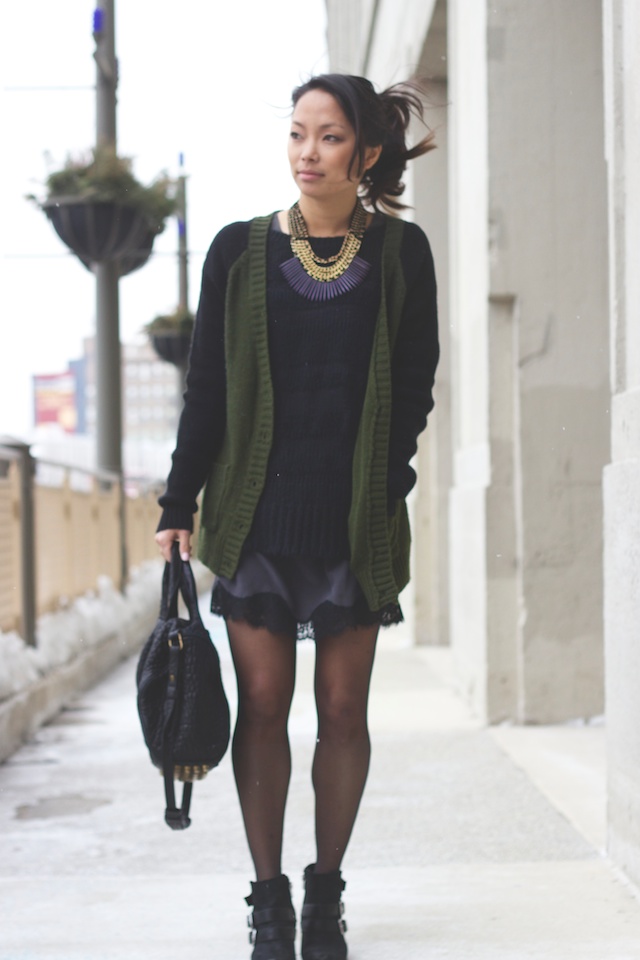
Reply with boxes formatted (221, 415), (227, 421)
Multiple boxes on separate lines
(0, 441), (163, 645)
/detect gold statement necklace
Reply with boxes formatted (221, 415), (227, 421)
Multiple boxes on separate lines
(280, 199), (371, 301)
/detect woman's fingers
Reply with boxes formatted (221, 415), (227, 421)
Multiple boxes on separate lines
(154, 529), (191, 563)
(154, 530), (174, 562)
(178, 530), (192, 562)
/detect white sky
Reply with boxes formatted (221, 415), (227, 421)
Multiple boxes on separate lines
(0, 0), (328, 440)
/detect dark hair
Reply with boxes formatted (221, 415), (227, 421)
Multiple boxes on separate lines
(291, 73), (436, 213)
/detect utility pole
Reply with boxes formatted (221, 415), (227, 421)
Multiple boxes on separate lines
(93, 0), (126, 587)
(176, 152), (189, 399)
(177, 153), (189, 316)
(93, 0), (121, 475)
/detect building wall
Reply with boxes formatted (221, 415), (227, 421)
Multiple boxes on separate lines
(498, 0), (608, 723)
(326, 0), (365, 73)
(326, 0), (439, 79)
(450, 0), (609, 723)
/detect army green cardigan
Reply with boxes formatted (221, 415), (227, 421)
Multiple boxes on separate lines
(197, 213), (412, 612)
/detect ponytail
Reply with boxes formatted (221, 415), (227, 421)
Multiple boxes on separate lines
(366, 82), (436, 211)
(291, 74), (436, 213)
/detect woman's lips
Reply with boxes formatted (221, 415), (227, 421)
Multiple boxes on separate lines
(298, 170), (323, 180)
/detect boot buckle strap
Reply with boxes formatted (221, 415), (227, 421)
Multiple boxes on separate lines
(302, 916), (346, 933)
(250, 923), (296, 943)
(252, 906), (296, 925)
(302, 902), (343, 919)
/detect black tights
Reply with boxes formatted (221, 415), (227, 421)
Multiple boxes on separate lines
(227, 619), (378, 880)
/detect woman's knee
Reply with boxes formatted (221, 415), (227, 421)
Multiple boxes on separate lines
(238, 674), (293, 727)
(316, 688), (369, 742)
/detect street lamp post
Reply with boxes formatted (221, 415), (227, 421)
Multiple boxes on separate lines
(93, 0), (121, 476)
(176, 153), (190, 399)
(177, 155), (189, 317)
(93, 0), (126, 587)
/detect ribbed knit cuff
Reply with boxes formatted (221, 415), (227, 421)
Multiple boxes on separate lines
(156, 504), (195, 533)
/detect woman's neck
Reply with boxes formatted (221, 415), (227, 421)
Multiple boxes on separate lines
(296, 195), (358, 236)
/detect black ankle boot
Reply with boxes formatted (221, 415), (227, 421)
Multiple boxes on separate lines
(245, 874), (296, 960)
(301, 864), (347, 960)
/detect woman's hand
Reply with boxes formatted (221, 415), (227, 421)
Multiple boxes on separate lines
(155, 528), (192, 563)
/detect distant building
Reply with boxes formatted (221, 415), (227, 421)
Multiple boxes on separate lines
(81, 336), (181, 444)
(33, 337), (181, 445)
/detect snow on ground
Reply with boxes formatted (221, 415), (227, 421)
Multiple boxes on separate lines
(0, 560), (166, 702)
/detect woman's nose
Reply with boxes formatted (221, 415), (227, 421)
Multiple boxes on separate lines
(301, 139), (319, 161)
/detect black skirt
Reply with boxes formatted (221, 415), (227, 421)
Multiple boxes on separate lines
(210, 552), (403, 642)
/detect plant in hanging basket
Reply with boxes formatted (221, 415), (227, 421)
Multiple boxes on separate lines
(28, 147), (176, 276)
(145, 307), (195, 367)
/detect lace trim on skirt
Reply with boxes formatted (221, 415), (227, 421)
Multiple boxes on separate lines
(210, 581), (403, 642)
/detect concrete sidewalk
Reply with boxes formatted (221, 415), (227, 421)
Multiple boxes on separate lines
(1, 608), (639, 959)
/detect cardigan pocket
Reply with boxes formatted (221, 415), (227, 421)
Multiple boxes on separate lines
(200, 463), (230, 533)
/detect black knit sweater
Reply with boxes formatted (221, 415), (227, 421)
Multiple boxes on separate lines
(158, 214), (439, 559)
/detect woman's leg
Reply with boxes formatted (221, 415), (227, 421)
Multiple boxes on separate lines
(312, 623), (379, 872)
(227, 619), (297, 881)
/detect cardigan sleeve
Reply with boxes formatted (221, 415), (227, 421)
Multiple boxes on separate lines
(157, 221), (248, 531)
(387, 222), (439, 504)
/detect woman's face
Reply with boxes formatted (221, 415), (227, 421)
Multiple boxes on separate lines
(288, 89), (378, 203)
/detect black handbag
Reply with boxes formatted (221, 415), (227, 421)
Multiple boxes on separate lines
(136, 544), (230, 830)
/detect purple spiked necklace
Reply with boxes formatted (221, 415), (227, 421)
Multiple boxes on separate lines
(280, 198), (371, 301)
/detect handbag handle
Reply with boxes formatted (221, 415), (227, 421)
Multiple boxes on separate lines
(160, 541), (203, 625)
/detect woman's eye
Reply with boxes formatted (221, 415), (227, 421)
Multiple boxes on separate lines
(290, 131), (302, 140)
(324, 135), (341, 142)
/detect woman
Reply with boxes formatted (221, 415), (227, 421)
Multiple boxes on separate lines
(155, 73), (439, 960)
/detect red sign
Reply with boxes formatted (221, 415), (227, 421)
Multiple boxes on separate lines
(33, 372), (77, 433)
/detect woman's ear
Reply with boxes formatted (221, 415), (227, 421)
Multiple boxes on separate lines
(363, 144), (383, 172)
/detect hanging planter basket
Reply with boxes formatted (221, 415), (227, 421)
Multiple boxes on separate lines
(29, 147), (175, 278)
(146, 309), (195, 368)
(42, 198), (158, 277)
(150, 332), (193, 366)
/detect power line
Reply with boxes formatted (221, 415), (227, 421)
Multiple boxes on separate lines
(3, 251), (207, 260)
(3, 85), (95, 92)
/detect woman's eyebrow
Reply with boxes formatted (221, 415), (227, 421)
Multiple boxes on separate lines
(291, 120), (347, 130)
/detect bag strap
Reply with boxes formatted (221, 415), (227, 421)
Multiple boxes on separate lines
(160, 542), (204, 625)
(161, 633), (193, 830)
(160, 545), (182, 619)
(176, 550), (203, 624)
(158, 543), (203, 830)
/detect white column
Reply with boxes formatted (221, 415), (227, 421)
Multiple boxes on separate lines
(603, 0), (640, 887)
(412, 82), (451, 646)
(448, 0), (492, 715)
